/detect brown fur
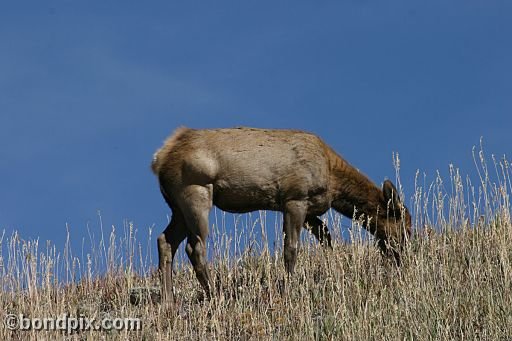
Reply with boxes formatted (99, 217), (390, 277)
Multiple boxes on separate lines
(152, 127), (412, 299)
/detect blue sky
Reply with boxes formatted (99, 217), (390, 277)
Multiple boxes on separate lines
(1, 1), (511, 260)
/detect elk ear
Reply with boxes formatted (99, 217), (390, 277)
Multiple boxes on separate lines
(383, 180), (401, 210)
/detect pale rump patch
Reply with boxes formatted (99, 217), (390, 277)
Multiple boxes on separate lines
(151, 126), (190, 174)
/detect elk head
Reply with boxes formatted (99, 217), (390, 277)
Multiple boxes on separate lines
(374, 180), (412, 264)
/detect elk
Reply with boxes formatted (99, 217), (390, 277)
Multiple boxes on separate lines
(152, 127), (412, 299)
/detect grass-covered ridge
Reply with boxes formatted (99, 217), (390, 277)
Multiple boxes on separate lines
(1, 149), (511, 340)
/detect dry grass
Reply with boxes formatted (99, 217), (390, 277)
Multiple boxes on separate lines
(1, 147), (511, 340)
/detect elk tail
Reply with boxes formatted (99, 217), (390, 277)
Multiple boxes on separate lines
(151, 152), (160, 175)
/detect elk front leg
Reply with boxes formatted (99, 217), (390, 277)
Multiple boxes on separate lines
(304, 215), (333, 248)
(283, 201), (307, 274)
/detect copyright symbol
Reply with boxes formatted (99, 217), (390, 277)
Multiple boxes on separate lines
(4, 314), (19, 330)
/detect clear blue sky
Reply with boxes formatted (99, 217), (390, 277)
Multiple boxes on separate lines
(1, 2), (511, 258)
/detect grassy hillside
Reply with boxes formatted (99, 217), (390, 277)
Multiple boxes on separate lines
(1, 152), (511, 340)
(2, 219), (511, 340)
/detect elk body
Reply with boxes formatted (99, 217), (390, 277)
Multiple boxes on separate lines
(152, 127), (412, 299)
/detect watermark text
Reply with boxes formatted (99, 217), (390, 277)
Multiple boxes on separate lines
(4, 313), (141, 333)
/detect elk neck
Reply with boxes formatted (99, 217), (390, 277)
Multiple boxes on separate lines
(328, 153), (385, 230)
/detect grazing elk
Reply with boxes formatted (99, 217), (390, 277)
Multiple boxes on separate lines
(152, 127), (412, 299)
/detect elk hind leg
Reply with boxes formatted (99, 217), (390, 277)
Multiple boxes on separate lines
(157, 209), (188, 301)
(180, 185), (214, 297)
